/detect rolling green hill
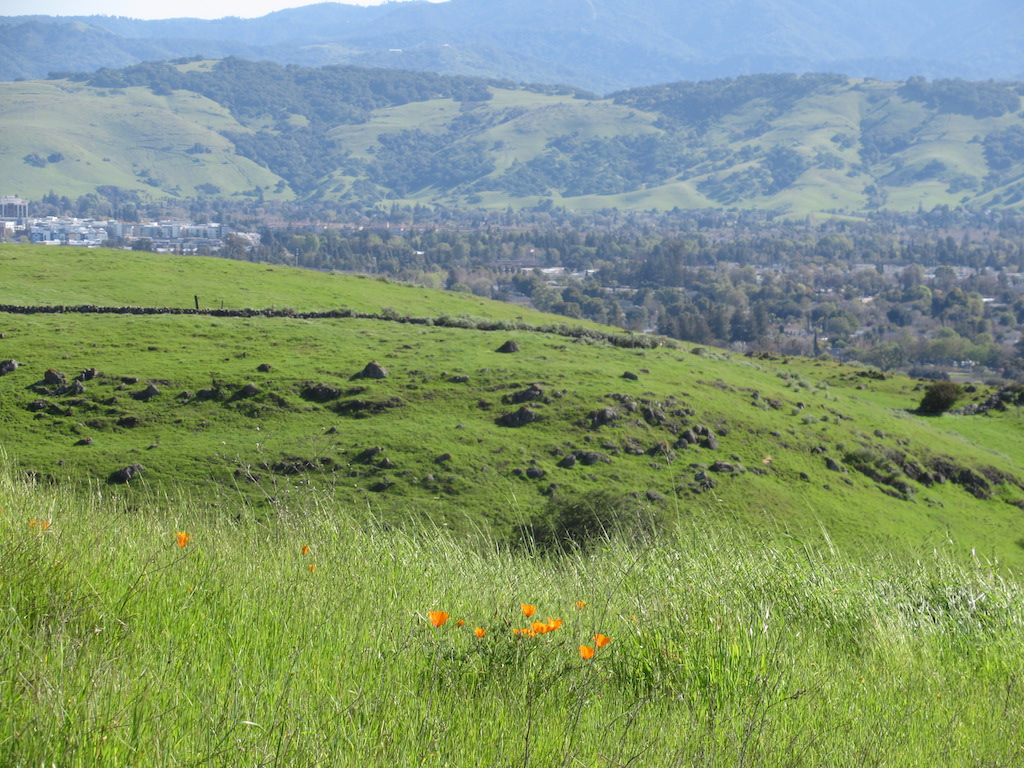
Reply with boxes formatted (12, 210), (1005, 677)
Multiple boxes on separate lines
(2, 243), (1022, 565)
(4, 63), (1024, 215)
(0, 76), (283, 202)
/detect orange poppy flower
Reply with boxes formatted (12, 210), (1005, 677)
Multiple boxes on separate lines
(575, 601), (587, 610)
(594, 634), (611, 648)
(532, 621), (551, 634)
(547, 618), (563, 630)
(176, 531), (190, 548)
(521, 603), (536, 618)
(309, 564), (316, 572)
(29, 519), (52, 531)
(301, 545), (310, 555)
(456, 619), (465, 627)
(428, 611), (449, 628)
(579, 645), (595, 660)
(474, 627), (486, 638)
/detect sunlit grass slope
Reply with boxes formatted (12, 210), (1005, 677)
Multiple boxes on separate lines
(1, 244), (1023, 566)
(2, 471), (1023, 767)
(0, 244), (585, 323)
(0, 80), (286, 201)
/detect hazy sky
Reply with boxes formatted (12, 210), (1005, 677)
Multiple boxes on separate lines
(1, 0), (443, 21)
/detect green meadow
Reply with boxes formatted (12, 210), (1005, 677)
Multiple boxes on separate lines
(3, 244), (1024, 765)
(3, 468), (1023, 767)
(1, 244), (1023, 562)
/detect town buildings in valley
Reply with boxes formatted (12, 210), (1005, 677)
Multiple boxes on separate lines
(1, 197), (225, 251)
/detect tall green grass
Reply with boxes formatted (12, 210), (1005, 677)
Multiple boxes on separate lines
(2, 465), (1022, 766)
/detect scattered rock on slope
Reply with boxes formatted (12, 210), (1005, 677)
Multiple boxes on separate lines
(504, 383), (546, 405)
(354, 446), (384, 463)
(109, 464), (144, 484)
(302, 384), (343, 402)
(233, 382), (260, 399)
(496, 406), (538, 427)
(589, 407), (619, 428)
(132, 384), (160, 401)
(352, 361), (389, 379)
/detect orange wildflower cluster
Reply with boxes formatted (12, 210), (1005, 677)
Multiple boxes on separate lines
(176, 531), (190, 548)
(512, 602), (571, 638)
(514, 616), (564, 638)
(424, 600), (609, 659)
(425, 611), (485, 639)
(579, 633), (612, 660)
(29, 518), (51, 531)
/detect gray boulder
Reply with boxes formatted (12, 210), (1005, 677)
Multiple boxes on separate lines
(589, 407), (619, 428)
(353, 361), (389, 379)
(496, 406), (538, 427)
(132, 384), (160, 401)
(109, 464), (144, 484)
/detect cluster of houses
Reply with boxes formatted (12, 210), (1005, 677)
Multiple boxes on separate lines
(0, 196), (225, 253)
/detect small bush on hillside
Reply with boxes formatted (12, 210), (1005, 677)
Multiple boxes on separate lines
(919, 381), (963, 414)
(515, 490), (662, 553)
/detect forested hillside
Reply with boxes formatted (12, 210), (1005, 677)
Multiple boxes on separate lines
(4, 61), (1024, 216)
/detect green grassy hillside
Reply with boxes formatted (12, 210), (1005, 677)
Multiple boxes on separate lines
(0, 79), (285, 201)
(0, 246), (583, 323)
(4, 64), (1024, 215)
(1, 244), (1023, 566)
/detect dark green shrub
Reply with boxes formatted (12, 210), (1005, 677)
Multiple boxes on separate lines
(918, 381), (963, 414)
(515, 490), (662, 553)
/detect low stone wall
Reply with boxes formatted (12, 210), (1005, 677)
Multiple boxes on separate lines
(0, 304), (672, 350)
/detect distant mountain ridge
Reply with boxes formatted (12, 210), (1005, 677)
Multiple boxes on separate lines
(1, 0), (1023, 91)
